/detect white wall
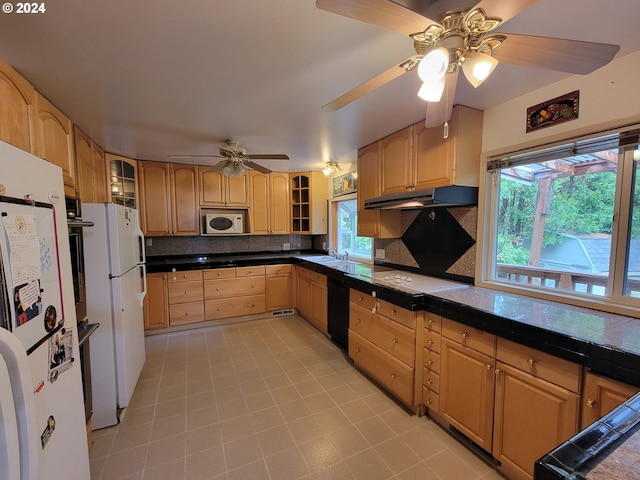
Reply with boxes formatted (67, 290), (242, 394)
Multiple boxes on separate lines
(482, 50), (640, 154)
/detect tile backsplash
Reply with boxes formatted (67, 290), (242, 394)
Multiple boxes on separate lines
(374, 206), (477, 283)
(145, 234), (316, 257)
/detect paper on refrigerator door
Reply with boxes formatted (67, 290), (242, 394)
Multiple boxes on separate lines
(2, 213), (40, 285)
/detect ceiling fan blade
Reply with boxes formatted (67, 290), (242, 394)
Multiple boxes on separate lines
(424, 70), (458, 128)
(244, 161), (272, 174)
(494, 34), (620, 74)
(247, 154), (290, 160)
(316, 0), (429, 36)
(167, 154), (223, 159)
(322, 58), (415, 112)
(205, 160), (228, 173)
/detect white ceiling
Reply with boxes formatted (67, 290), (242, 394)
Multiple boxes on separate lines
(0, 0), (638, 173)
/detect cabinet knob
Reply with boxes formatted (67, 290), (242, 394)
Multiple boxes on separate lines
(218, 272), (222, 276)
(162, 275), (167, 279)
(428, 319), (434, 325)
(357, 318), (362, 323)
(185, 311), (189, 316)
(390, 374), (397, 380)
(355, 348), (360, 353)
(461, 332), (469, 340)
(251, 284), (255, 288)
(391, 310), (396, 315)
(392, 338), (398, 344)
(494, 368), (502, 376)
(184, 290), (188, 294)
(527, 358), (538, 366)
(358, 296), (363, 301)
(427, 379), (433, 385)
(585, 399), (596, 408)
(251, 303), (255, 307)
(217, 307), (221, 311)
(216, 287), (220, 291)
(183, 274), (188, 278)
(428, 340), (434, 346)
(426, 399), (433, 405)
(427, 360), (433, 366)
(486, 364), (493, 371)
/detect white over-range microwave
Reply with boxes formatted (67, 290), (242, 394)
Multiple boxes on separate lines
(204, 212), (245, 234)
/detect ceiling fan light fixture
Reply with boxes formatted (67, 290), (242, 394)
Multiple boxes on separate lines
(417, 76), (445, 102)
(461, 51), (499, 88)
(322, 161), (341, 176)
(222, 160), (247, 177)
(417, 47), (449, 83)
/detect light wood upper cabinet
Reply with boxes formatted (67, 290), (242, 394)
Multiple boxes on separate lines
(0, 57), (36, 153)
(357, 142), (401, 238)
(107, 154), (138, 208)
(248, 171), (290, 234)
(380, 126), (413, 195)
(170, 164), (200, 235)
(34, 93), (76, 192)
(139, 161), (198, 236)
(413, 105), (483, 189)
(581, 371), (640, 429)
(199, 167), (249, 207)
(74, 126), (107, 203)
(290, 172), (328, 234)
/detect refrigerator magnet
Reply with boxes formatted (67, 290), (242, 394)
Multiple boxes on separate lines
(40, 415), (56, 449)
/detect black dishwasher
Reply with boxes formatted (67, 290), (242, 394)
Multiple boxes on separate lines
(327, 276), (350, 350)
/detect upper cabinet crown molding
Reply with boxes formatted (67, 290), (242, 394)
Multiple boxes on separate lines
(0, 57), (37, 154)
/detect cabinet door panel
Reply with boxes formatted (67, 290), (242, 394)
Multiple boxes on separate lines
(413, 121), (451, 189)
(440, 337), (495, 451)
(249, 172), (269, 233)
(35, 94), (75, 188)
(144, 273), (168, 329)
(380, 126), (412, 195)
(311, 281), (327, 332)
(269, 172), (290, 234)
(0, 58), (36, 153)
(266, 274), (292, 311)
(494, 362), (579, 480)
(199, 167), (225, 206)
(171, 164), (199, 235)
(139, 161), (171, 235)
(357, 143), (380, 237)
(581, 372), (640, 429)
(226, 174), (249, 206)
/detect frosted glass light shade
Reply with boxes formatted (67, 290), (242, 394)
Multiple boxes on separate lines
(418, 47), (449, 82)
(417, 77), (445, 102)
(461, 51), (499, 88)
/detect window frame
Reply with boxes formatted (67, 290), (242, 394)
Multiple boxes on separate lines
(329, 192), (373, 264)
(476, 122), (640, 317)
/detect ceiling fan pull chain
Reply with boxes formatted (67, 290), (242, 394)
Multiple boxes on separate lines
(443, 121), (449, 139)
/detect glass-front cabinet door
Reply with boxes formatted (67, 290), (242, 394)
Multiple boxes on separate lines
(107, 153), (138, 208)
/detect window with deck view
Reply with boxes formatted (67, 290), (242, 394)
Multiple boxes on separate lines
(485, 129), (640, 306)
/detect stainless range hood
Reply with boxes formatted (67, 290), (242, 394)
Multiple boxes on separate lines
(364, 186), (478, 210)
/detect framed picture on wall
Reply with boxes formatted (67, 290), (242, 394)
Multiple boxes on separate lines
(526, 90), (579, 133)
(332, 171), (356, 197)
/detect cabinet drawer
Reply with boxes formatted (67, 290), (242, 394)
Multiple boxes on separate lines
(423, 367), (440, 394)
(205, 295), (265, 320)
(349, 290), (415, 329)
(423, 385), (440, 414)
(442, 317), (495, 357)
(266, 264), (291, 275)
(204, 277), (266, 299)
(349, 330), (414, 406)
(169, 270), (203, 283)
(168, 281), (203, 304)
(424, 312), (442, 333)
(350, 303), (416, 367)
(169, 302), (204, 325)
(497, 338), (581, 393)
(236, 265), (265, 277)
(298, 267), (327, 286)
(424, 329), (441, 354)
(423, 348), (441, 374)
(203, 268), (236, 280)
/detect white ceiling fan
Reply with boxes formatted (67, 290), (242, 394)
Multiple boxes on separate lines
(168, 140), (289, 175)
(317, 0), (620, 127)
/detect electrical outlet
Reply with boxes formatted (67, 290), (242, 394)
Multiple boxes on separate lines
(322, 242), (327, 250)
(145, 238), (153, 247)
(283, 243), (290, 251)
(375, 248), (385, 259)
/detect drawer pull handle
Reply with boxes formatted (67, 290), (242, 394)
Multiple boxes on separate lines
(392, 338), (398, 344)
(585, 399), (595, 408)
(390, 374), (397, 380)
(527, 358), (537, 366)
(461, 333), (469, 340)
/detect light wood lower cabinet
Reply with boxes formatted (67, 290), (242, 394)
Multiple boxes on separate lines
(422, 312), (442, 414)
(204, 267), (266, 321)
(295, 266), (327, 332)
(348, 290), (419, 409)
(581, 371), (640, 429)
(168, 270), (204, 326)
(143, 273), (168, 329)
(266, 265), (292, 311)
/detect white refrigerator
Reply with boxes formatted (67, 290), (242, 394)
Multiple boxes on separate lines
(82, 203), (147, 430)
(0, 140), (90, 479)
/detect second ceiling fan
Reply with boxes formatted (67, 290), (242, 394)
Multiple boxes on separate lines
(317, 0), (620, 127)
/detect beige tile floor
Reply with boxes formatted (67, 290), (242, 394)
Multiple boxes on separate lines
(89, 315), (506, 480)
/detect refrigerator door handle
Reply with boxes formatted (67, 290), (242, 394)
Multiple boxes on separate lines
(0, 328), (40, 480)
(0, 359), (21, 480)
(137, 264), (147, 308)
(136, 223), (146, 265)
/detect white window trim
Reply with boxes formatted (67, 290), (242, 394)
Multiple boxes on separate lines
(475, 116), (640, 318)
(329, 192), (373, 264)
